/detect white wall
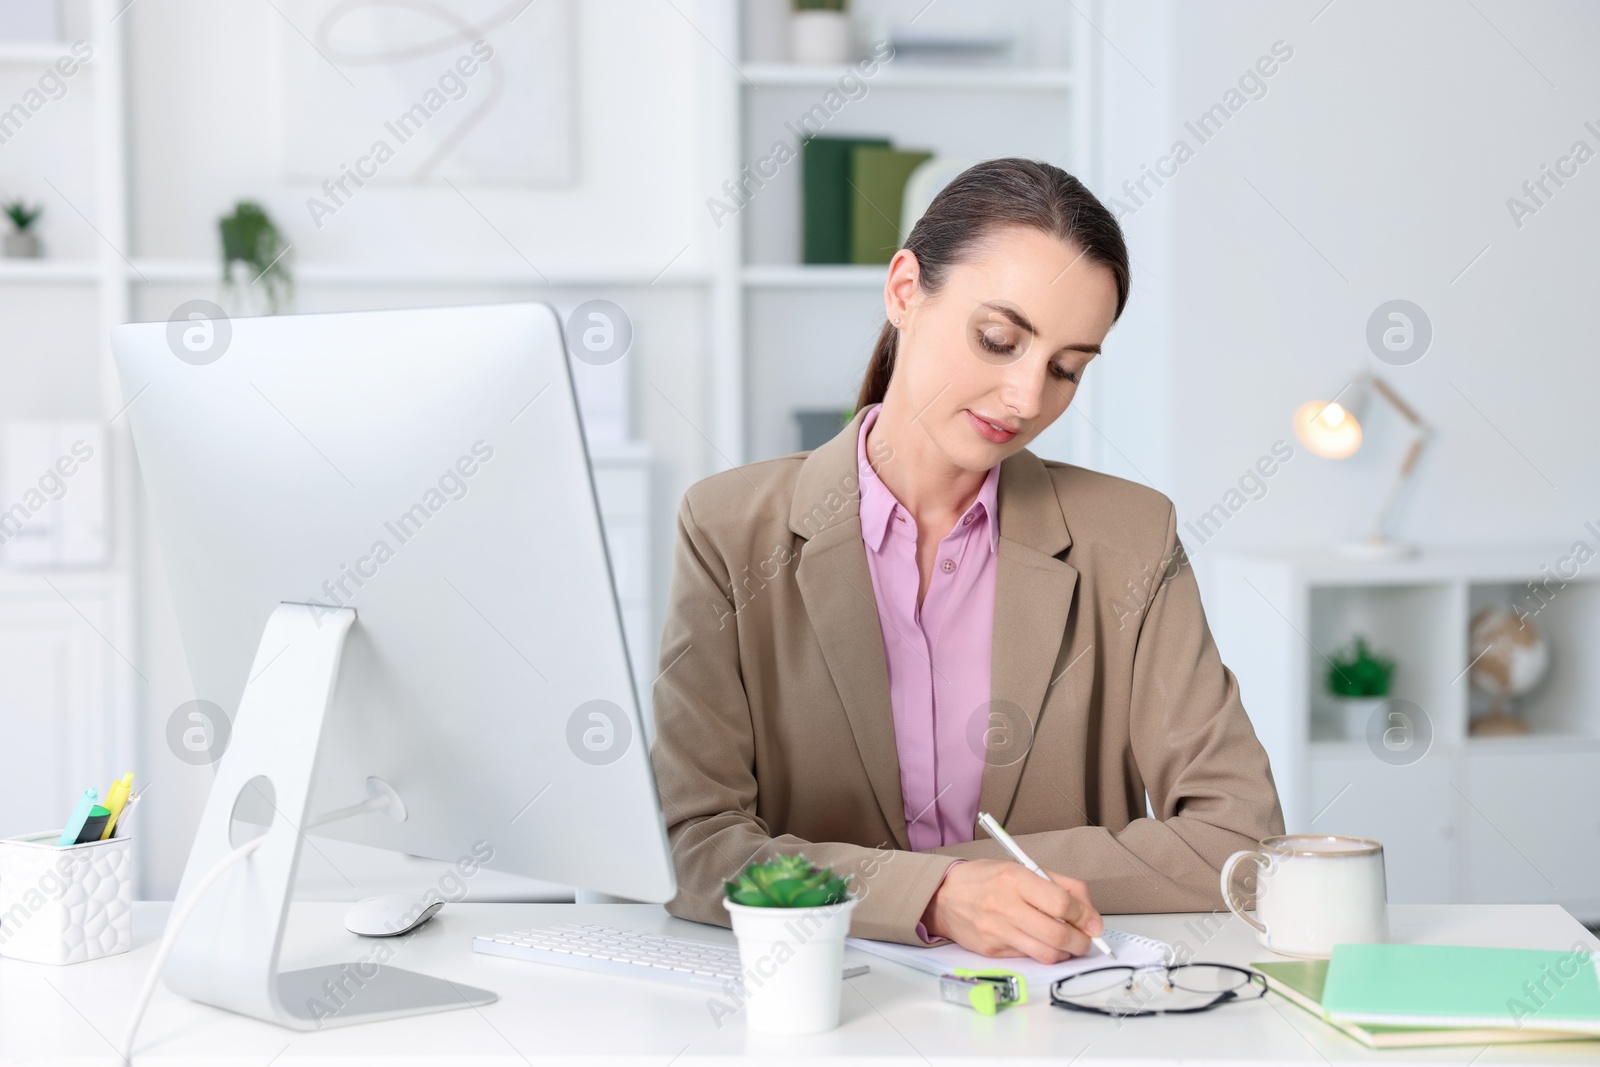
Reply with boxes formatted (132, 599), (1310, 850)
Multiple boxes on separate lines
(1153, 0), (1600, 599)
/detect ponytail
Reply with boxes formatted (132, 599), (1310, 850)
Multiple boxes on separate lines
(855, 320), (898, 411)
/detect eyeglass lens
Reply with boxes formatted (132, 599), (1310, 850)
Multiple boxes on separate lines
(1054, 965), (1252, 1014)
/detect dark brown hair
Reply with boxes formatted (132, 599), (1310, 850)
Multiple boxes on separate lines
(855, 157), (1130, 412)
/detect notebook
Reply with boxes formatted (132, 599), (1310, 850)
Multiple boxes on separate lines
(1253, 958), (1600, 1049)
(1321, 944), (1600, 1035)
(845, 928), (1171, 988)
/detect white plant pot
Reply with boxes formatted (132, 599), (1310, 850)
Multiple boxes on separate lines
(3, 232), (41, 258)
(723, 895), (858, 1034)
(789, 10), (854, 64)
(1331, 695), (1387, 740)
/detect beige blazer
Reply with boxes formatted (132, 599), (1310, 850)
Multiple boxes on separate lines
(648, 407), (1284, 945)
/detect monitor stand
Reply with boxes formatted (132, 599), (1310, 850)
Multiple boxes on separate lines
(161, 603), (496, 1031)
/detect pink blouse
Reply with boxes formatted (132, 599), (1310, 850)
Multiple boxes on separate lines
(856, 402), (999, 940)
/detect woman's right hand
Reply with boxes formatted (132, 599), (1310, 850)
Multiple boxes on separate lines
(920, 859), (1104, 963)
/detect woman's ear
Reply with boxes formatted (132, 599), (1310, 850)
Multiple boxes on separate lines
(884, 249), (921, 324)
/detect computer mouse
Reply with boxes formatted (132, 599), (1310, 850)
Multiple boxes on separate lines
(345, 894), (444, 937)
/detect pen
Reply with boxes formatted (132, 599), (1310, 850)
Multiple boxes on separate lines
(111, 789), (144, 838)
(57, 787), (99, 847)
(76, 806), (112, 844)
(101, 772), (135, 839)
(977, 810), (1115, 959)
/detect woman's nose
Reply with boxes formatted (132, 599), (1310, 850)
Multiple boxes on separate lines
(995, 361), (1050, 421)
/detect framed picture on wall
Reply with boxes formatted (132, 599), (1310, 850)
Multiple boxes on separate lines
(275, 0), (575, 188)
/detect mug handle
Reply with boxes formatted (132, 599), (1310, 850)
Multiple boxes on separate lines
(1219, 850), (1269, 935)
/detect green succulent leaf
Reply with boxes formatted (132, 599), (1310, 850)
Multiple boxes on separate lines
(723, 853), (853, 907)
(788, 886), (838, 908)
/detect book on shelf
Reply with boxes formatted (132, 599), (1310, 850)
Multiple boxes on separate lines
(848, 146), (933, 265)
(801, 135), (891, 265)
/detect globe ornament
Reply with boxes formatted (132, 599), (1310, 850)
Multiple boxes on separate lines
(1467, 605), (1550, 736)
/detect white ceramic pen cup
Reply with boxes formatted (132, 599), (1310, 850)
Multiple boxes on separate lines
(1220, 834), (1388, 959)
(0, 829), (134, 964)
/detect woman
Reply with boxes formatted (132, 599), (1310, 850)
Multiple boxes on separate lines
(649, 158), (1283, 962)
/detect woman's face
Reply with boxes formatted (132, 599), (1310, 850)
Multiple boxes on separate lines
(884, 224), (1121, 472)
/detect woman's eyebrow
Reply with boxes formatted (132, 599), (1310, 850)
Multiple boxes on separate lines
(980, 301), (1102, 355)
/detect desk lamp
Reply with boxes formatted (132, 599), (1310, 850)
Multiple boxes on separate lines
(1292, 373), (1432, 560)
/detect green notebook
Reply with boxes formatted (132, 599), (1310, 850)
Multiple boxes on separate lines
(848, 146), (933, 265)
(801, 136), (891, 265)
(1253, 958), (1599, 1049)
(1322, 944), (1600, 1035)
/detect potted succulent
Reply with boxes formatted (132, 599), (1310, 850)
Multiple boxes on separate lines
(1325, 635), (1397, 739)
(722, 853), (857, 1034)
(790, 0), (853, 64)
(218, 201), (292, 315)
(3, 200), (43, 258)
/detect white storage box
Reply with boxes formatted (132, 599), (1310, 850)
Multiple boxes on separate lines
(0, 829), (133, 964)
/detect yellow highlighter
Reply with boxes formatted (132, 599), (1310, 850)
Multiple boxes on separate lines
(100, 772), (135, 839)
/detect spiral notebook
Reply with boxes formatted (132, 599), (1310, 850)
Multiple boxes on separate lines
(845, 928), (1172, 986)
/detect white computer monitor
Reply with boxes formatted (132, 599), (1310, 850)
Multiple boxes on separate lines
(111, 300), (675, 1029)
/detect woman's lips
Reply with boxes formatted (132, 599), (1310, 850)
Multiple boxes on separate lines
(966, 409), (1017, 443)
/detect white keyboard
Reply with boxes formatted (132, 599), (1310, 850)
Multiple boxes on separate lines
(471, 922), (869, 992)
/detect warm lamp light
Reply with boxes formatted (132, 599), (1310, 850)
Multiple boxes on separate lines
(1292, 374), (1432, 560)
(1293, 400), (1363, 459)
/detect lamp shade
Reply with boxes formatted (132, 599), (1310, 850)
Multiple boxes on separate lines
(1294, 399), (1363, 459)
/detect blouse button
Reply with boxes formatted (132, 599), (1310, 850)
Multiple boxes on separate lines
(962, 514), (973, 525)
(941, 559), (955, 573)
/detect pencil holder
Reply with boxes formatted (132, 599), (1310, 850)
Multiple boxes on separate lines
(0, 829), (133, 965)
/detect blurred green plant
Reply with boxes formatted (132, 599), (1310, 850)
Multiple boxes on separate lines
(1326, 635), (1396, 698)
(219, 201), (292, 314)
(793, 0), (847, 11)
(3, 201), (42, 232)
(724, 853), (852, 908)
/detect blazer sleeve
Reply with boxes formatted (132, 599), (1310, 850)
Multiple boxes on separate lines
(648, 494), (957, 943)
(923, 502), (1286, 912)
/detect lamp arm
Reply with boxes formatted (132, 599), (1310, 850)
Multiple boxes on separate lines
(1362, 373), (1433, 543)
(1369, 434), (1422, 541)
(1367, 374), (1425, 427)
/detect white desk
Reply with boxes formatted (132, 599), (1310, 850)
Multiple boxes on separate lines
(2, 902), (1596, 1064)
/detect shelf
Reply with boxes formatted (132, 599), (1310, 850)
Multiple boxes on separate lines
(1217, 546), (1597, 586)
(742, 264), (886, 288)
(0, 259), (101, 283)
(739, 62), (1073, 92)
(0, 42), (91, 66)
(129, 260), (711, 287)
(1463, 732), (1600, 750)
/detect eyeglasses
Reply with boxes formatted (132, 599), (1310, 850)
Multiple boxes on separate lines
(1049, 963), (1266, 1018)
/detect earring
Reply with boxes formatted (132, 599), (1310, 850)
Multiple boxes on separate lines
(892, 316), (901, 325)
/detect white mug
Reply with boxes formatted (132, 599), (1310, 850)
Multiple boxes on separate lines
(1220, 834), (1389, 958)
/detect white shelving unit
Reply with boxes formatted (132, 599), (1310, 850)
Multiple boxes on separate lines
(705, 1), (1099, 464)
(1212, 548), (1600, 919)
(0, 0), (137, 843)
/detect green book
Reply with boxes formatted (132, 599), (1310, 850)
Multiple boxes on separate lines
(801, 136), (891, 265)
(1322, 944), (1600, 1035)
(848, 146), (933, 265)
(1254, 958), (1599, 1049)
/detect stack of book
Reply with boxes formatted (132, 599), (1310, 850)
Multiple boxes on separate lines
(1253, 943), (1600, 1049)
(801, 135), (933, 265)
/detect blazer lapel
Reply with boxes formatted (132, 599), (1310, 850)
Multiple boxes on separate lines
(976, 450), (1078, 827)
(790, 408), (912, 851)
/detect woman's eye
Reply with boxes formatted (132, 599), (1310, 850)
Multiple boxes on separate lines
(977, 331), (1014, 355)
(1051, 363), (1079, 383)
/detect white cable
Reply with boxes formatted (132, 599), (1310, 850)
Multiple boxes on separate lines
(119, 834), (266, 1064)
